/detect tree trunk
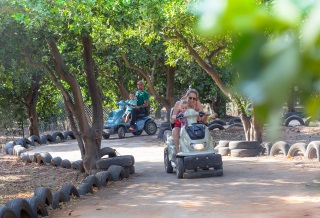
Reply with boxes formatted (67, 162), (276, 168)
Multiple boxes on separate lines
(46, 35), (102, 174)
(165, 66), (175, 121)
(24, 74), (41, 137)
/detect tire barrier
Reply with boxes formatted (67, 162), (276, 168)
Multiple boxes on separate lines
(270, 141), (290, 156)
(100, 147), (117, 158)
(208, 124), (225, 131)
(228, 117), (242, 125)
(284, 115), (305, 127)
(1, 135), (136, 216)
(60, 184), (80, 202)
(83, 175), (102, 190)
(305, 141), (320, 161)
(218, 147), (230, 156)
(287, 142), (307, 157)
(208, 119), (227, 126)
(71, 160), (85, 173)
(260, 142), (272, 156)
(51, 131), (65, 142)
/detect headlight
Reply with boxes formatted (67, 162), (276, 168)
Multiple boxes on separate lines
(190, 142), (207, 150)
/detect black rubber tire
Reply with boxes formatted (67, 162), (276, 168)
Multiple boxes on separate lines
(52, 190), (68, 209)
(26, 195), (48, 218)
(225, 123), (243, 129)
(229, 141), (259, 150)
(100, 147), (117, 158)
(218, 147), (230, 156)
(124, 167), (130, 178)
(261, 142), (273, 156)
(96, 156), (134, 169)
(7, 147), (14, 155)
(64, 130), (76, 140)
(51, 156), (62, 167)
(61, 159), (72, 169)
(102, 131), (110, 139)
(5, 198), (34, 218)
(28, 135), (41, 146)
(40, 134), (54, 144)
(108, 165), (125, 181)
(95, 171), (111, 187)
(34, 187), (53, 207)
(164, 147), (173, 173)
(305, 141), (320, 161)
(77, 182), (93, 195)
(270, 141), (290, 156)
(36, 152), (52, 165)
(231, 148), (260, 157)
(4, 141), (15, 154)
(21, 153), (30, 163)
(284, 115), (305, 126)
(215, 140), (230, 149)
(32, 153), (40, 163)
(208, 119), (226, 126)
(60, 184), (80, 202)
(14, 146), (26, 157)
(0, 206), (16, 218)
(176, 157), (184, 179)
(83, 175), (102, 189)
(27, 154), (34, 163)
(208, 123), (224, 130)
(132, 130), (143, 136)
(129, 165), (135, 174)
(288, 142), (307, 157)
(229, 117), (242, 125)
(144, 120), (157, 135)
(118, 126), (126, 139)
(71, 160), (85, 172)
(15, 138), (31, 149)
(52, 131), (65, 142)
(283, 112), (304, 120)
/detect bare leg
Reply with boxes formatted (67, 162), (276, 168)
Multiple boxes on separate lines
(172, 127), (181, 152)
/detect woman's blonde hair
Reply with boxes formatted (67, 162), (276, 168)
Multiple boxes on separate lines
(185, 89), (198, 100)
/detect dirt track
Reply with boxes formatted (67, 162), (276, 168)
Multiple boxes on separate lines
(42, 133), (320, 218)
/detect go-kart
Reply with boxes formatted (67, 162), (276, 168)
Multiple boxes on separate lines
(103, 100), (157, 139)
(164, 108), (223, 179)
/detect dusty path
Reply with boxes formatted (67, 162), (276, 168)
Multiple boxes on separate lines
(36, 133), (320, 218)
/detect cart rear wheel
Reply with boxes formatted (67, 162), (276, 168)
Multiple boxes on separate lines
(144, 120), (157, 135)
(176, 157), (184, 179)
(164, 147), (173, 173)
(117, 127), (125, 139)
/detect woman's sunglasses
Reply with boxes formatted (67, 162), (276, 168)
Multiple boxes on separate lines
(188, 97), (197, 101)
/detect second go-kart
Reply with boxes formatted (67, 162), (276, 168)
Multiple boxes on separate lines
(103, 100), (157, 139)
(164, 108), (223, 179)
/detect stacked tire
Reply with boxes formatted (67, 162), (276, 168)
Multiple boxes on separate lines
(96, 155), (135, 180)
(229, 141), (260, 157)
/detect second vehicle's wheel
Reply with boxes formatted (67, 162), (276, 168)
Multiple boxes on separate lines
(102, 131), (110, 139)
(144, 120), (157, 135)
(176, 157), (184, 179)
(132, 130), (143, 136)
(117, 126), (125, 139)
(164, 147), (173, 173)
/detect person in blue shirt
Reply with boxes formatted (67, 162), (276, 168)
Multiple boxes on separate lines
(122, 91), (137, 123)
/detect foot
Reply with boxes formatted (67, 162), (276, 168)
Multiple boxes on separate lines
(129, 125), (135, 131)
